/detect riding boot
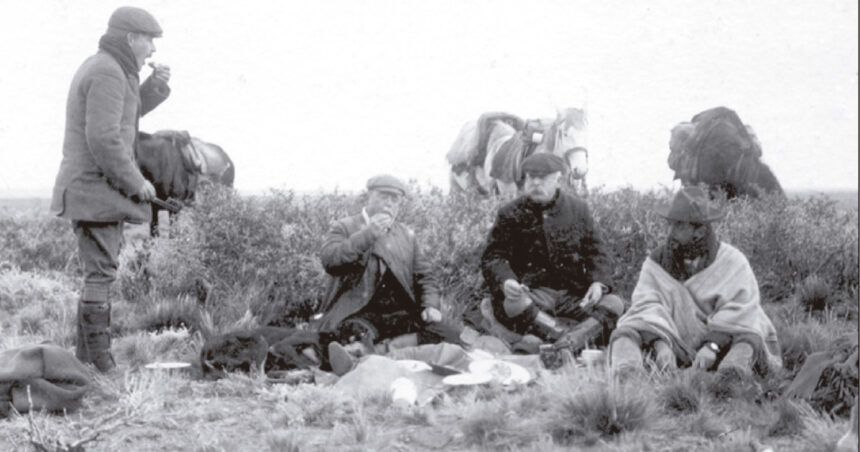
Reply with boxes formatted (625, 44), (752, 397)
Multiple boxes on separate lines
(555, 317), (603, 354)
(609, 336), (645, 379)
(76, 298), (115, 372)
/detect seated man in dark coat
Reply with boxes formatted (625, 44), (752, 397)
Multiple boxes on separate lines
(318, 174), (459, 372)
(480, 153), (625, 355)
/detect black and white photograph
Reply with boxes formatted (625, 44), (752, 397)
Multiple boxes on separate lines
(0, 1), (857, 450)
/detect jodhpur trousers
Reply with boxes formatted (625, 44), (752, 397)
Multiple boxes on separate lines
(72, 221), (124, 302)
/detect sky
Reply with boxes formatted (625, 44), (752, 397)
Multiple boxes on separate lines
(0, 0), (857, 197)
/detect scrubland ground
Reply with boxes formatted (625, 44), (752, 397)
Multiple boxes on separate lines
(0, 186), (857, 451)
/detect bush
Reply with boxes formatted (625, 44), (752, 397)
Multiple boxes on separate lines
(6, 185), (853, 337)
(0, 214), (78, 273)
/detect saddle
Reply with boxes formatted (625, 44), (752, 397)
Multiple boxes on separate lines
(472, 112), (525, 167)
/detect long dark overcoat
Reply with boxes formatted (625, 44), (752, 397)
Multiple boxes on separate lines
(51, 50), (170, 223)
(481, 190), (612, 322)
(317, 214), (441, 333)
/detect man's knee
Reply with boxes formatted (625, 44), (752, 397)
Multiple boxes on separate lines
(596, 294), (625, 318)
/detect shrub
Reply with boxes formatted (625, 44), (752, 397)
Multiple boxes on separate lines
(50, 184), (856, 336)
(0, 214), (78, 273)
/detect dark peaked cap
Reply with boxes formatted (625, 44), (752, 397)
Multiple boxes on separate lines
(366, 174), (406, 196)
(108, 6), (163, 37)
(521, 153), (567, 177)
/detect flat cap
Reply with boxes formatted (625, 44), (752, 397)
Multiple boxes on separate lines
(366, 174), (406, 196)
(520, 153), (567, 177)
(108, 6), (163, 37)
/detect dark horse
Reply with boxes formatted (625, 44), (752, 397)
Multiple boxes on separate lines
(136, 130), (234, 235)
(668, 106), (783, 199)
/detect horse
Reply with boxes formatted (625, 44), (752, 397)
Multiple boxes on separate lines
(668, 106), (784, 199)
(447, 108), (589, 197)
(136, 130), (235, 235)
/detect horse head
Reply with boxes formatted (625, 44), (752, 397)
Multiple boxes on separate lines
(537, 108), (588, 187)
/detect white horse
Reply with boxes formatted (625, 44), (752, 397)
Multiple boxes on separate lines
(448, 108), (589, 197)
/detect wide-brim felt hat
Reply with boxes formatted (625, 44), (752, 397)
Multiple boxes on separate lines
(657, 186), (725, 223)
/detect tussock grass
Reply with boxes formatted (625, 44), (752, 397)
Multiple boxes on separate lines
(658, 372), (704, 414)
(767, 399), (808, 437)
(112, 327), (202, 369)
(549, 379), (655, 445)
(796, 274), (835, 312)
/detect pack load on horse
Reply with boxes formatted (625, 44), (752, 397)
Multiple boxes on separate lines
(447, 108), (589, 197)
(668, 106), (784, 199)
(136, 130), (234, 235)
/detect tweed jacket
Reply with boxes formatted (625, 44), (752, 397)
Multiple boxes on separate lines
(51, 50), (170, 224)
(481, 190), (612, 319)
(317, 213), (441, 333)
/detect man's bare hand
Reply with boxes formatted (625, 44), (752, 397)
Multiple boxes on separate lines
(581, 282), (605, 309)
(368, 213), (393, 239)
(148, 62), (171, 84)
(421, 307), (442, 323)
(693, 346), (717, 370)
(503, 279), (524, 300)
(136, 180), (156, 202)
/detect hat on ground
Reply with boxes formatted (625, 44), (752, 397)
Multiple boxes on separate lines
(108, 6), (163, 37)
(656, 186), (725, 223)
(366, 174), (406, 196)
(520, 153), (567, 177)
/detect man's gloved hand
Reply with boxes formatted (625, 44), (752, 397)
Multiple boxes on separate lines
(368, 213), (393, 239)
(693, 346), (717, 370)
(136, 180), (156, 202)
(421, 307), (442, 323)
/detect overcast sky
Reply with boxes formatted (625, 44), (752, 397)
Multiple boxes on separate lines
(0, 0), (857, 197)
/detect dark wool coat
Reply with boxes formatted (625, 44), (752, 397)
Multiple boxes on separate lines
(51, 50), (170, 224)
(317, 214), (441, 333)
(481, 190), (612, 321)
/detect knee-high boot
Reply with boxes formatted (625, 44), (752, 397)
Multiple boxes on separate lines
(76, 299), (115, 372)
(609, 335), (645, 376)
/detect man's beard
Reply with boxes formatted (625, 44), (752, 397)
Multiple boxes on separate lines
(668, 228), (712, 260)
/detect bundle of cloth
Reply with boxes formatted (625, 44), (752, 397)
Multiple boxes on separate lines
(0, 343), (91, 416)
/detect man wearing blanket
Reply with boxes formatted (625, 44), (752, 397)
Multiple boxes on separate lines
(609, 186), (782, 377)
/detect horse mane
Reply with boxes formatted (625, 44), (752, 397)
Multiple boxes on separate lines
(559, 108), (587, 130)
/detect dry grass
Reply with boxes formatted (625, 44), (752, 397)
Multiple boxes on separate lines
(0, 188), (856, 451)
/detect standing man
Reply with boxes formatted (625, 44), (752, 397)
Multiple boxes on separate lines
(481, 153), (624, 355)
(51, 7), (171, 371)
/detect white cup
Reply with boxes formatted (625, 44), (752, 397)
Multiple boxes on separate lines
(580, 349), (605, 367)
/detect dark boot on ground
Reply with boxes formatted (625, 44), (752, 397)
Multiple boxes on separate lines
(76, 300), (115, 372)
(555, 317), (603, 355)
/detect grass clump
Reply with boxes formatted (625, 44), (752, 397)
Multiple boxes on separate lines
(658, 374), (703, 414)
(796, 274), (835, 313)
(549, 382), (654, 445)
